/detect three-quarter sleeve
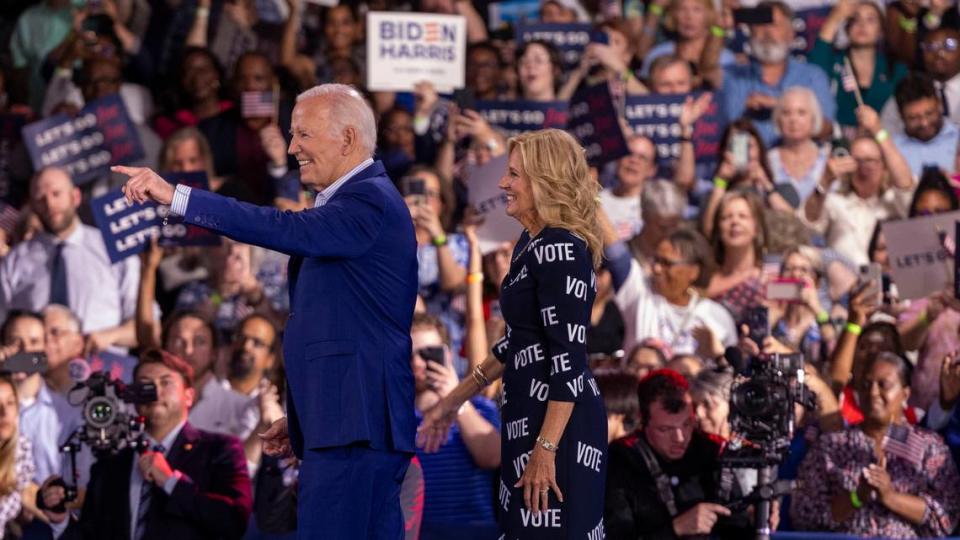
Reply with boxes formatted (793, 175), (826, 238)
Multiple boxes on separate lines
(529, 231), (594, 403)
(790, 433), (858, 532)
(917, 436), (960, 537)
(492, 331), (510, 364)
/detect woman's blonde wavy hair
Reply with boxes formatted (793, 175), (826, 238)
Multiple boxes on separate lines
(0, 377), (19, 496)
(507, 129), (603, 269)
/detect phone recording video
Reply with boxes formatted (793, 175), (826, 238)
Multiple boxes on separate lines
(745, 306), (769, 346)
(418, 346), (445, 365)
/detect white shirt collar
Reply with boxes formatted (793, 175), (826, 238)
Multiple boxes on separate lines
(314, 158), (374, 208)
(148, 419), (187, 453)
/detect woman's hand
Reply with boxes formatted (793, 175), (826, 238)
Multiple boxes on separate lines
(716, 151), (739, 181)
(410, 202), (445, 241)
(856, 106), (883, 138)
(515, 446), (563, 514)
(862, 455), (894, 505)
(417, 398), (458, 453)
(827, 0), (857, 22)
(748, 161), (774, 192)
(679, 93), (713, 130)
(848, 281), (879, 326)
(414, 80), (439, 118)
(824, 155), (857, 184)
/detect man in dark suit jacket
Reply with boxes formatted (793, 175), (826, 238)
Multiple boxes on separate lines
(115, 83), (419, 539)
(38, 350), (252, 540)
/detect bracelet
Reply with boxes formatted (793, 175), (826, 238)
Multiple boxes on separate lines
(648, 3), (664, 16)
(918, 310), (929, 325)
(710, 25), (726, 38)
(815, 182), (829, 197)
(845, 322), (863, 336)
(875, 129), (889, 144)
(713, 176), (728, 190)
(472, 365), (491, 388)
(899, 15), (917, 33)
(536, 435), (559, 453)
(466, 272), (483, 284)
(850, 490), (864, 509)
(196, 6), (210, 17)
(432, 234), (448, 247)
(816, 311), (830, 325)
(924, 11), (942, 29)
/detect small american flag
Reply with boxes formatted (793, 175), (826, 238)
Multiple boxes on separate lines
(241, 91), (275, 119)
(841, 62), (858, 93)
(882, 424), (926, 468)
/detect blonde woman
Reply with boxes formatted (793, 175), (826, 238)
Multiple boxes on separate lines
(418, 129), (607, 539)
(0, 375), (35, 536)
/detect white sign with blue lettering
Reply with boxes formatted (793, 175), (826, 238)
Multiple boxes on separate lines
(366, 11), (466, 93)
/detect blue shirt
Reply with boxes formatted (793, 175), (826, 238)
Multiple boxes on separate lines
(19, 380), (61, 484)
(415, 396), (500, 526)
(720, 58), (836, 147)
(892, 122), (960, 177)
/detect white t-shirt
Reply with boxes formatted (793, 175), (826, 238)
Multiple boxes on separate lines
(615, 259), (737, 355)
(599, 188), (643, 241)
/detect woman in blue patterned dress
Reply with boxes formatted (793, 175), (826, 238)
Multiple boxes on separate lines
(418, 129), (608, 539)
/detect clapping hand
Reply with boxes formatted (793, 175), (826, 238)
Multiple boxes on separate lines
(941, 351), (960, 410)
(260, 417), (294, 458)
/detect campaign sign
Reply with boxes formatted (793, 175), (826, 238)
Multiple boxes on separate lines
(88, 350), (138, 383)
(567, 82), (629, 166)
(156, 172), (221, 248)
(488, 0), (541, 29)
(367, 12), (467, 93)
(475, 100), (569, 138)
(466, 154), (522, 254)
(882, 211), (960, 300)
(91, 172), (219, 262)
(21, 94), (143, 186)
(515, 23), (592, 71)
(624, 92), (721, 176)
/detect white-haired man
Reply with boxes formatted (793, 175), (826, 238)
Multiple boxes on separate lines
(114, 84), (419, 539)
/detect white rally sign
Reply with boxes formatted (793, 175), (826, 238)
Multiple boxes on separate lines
(366, 11), (466, 93)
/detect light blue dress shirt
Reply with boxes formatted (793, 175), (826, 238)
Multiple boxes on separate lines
(892, 122), (960, 177)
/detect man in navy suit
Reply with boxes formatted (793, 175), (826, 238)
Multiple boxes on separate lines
(114, 83), (419, 539)
(38, 350), (252, 540)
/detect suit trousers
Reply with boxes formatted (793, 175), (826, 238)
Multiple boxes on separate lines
(298, 444), (411, 540)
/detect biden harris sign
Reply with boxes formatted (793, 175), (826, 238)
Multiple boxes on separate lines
(367, 11), (466, 93)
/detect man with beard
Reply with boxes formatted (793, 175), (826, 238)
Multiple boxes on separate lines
(892, 72), (960, 176)
(38, 350), (252, 540)
(711, 1), (835, 147)
(0, 167), (140, 353)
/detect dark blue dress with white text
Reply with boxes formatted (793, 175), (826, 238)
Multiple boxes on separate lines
(492, 227), (607, 540)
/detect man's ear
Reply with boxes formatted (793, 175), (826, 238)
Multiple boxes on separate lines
(184, 386), (196, 410)
(341, 126), (358, 156)
(71, 187), (82, 209)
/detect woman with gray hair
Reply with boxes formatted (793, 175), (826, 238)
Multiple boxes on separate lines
(768, 87), (830, 204)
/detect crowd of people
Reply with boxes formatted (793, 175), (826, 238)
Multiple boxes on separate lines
(2, 0), (960, 538)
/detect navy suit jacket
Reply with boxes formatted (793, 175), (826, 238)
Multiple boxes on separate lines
(182, 160), (418, 455)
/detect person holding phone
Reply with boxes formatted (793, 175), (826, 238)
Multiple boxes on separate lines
(410, 313), (501, 539)
(561, 20), (647, 99)
(769, 247), (836, 367)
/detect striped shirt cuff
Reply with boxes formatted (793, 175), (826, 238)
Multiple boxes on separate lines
(170, 184), (192, 217)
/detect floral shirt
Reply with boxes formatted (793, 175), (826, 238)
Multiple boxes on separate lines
(0, 435), (36, 538)
(792, 425), (960, 537)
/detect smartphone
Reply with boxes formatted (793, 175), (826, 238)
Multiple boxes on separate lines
(831, 124), (851, 158)
(401, 177), (426, 197)
(859, 263), (883, 306)
(3, 351), (47, 375)
(589, 30), (610, 45)
(418, 346), (445, 365)
(733, 5), (774, 25)
(766, 278), (805, 302)
(452, 88), (476, 112)
(730, 132), (750, 172)
(744, 306), (769, 346)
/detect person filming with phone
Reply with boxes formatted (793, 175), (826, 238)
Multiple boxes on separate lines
(410, 314), (500, 539)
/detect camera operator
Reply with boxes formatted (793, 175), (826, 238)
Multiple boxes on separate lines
(604, 369), (751, 539)
(38, 350), (252, 540)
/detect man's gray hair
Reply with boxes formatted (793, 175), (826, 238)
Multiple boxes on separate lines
(297, 84), (377, 157)
(41, 304), (82, 333)
(641, 180), (686, 218)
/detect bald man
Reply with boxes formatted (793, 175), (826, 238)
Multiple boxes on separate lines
(0, 167), (140, 353)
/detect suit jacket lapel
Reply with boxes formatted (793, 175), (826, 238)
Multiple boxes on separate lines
(288, 256), (303, 301)
(119, 450), (135, 540)
(165, 423), (201, 468)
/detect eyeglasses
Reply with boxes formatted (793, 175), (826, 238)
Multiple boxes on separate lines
(922, 37), (959, 53)
(783, 265), (814, 275)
